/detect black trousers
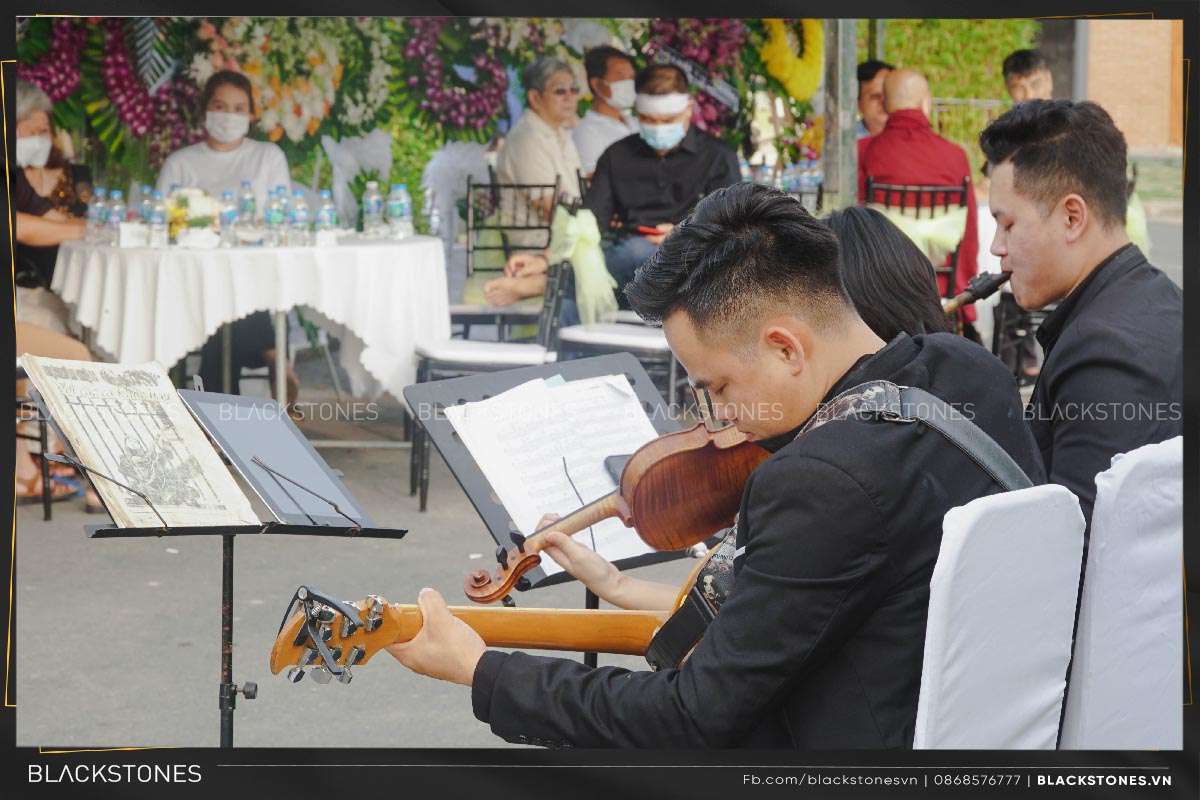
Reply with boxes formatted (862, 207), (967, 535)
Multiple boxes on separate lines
(198, 311), (277, 394)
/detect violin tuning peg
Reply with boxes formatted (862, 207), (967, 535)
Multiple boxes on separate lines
(515, 577), (531, 592)
(495, 545), (509, 566)
(501, 594), (517, 608)
(509, 529), (527, 553)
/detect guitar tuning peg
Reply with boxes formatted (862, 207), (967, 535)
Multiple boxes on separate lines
(315, 605), (336, 623)
(336, 666), (353, 685)
(299, 648), (318, 667)
(319, 624), (334, 642)
(341, 615), (359, 639)
(310, 666), (332, 684)
(347, 646), (365, 666)
(286, 666), (306, 683)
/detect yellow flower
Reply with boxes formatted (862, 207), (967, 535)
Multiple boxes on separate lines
(268, 126), (284, 142)
(761, 19), (823, 103)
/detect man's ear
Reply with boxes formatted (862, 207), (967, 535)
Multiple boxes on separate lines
(1061, 194), (1089, 243)
(762, 324), (806, 375)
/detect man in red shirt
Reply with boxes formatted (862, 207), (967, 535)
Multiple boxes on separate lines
(858, 68), (979, 332)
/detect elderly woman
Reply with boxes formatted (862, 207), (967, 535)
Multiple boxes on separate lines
(157, 70), (297, 406)
(13, 79), (90, 334)
(482, 57), (585, 308)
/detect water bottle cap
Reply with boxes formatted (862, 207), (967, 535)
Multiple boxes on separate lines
(398, 183), (408, 191)
(293, 189), (304, 197)
(241, 180), (252, 188)
(320, 189), (331, 198)
(391, 183), (403, 191)
(275, 184), (287, 192)
(152, 190), (163, 199)
(222, 190), (233, 198)
(111, 190), (123, 199)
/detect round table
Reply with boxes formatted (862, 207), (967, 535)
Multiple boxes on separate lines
(52, 237), (450, 404)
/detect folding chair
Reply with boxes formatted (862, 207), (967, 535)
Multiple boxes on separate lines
(913, 484), (1085, 748)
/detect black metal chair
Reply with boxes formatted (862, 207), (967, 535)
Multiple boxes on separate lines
(450, 174), (560, 342)
(864, 176), (970, 301)
(786, 183), (824, 216)
(410, 260), (572, 511)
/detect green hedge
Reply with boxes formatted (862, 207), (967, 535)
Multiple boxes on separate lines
(857, 19), (1041, 174)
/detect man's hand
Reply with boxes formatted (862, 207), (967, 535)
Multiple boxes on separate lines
(504, 252), (549, 278)
(538, 514), (624, 600)
(642, 222), (674, 246)
(385, 588), (486, 686)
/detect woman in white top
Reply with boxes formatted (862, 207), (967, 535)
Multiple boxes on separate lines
(158, 70), (297, 407)
(157, 70), (291, 213)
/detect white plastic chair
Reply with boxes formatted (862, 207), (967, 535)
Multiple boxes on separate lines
(1059, 436), (1183, 750)
(914, 484), (1085, 749)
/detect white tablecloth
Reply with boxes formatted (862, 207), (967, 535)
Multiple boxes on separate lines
(52, 237), (450, 400)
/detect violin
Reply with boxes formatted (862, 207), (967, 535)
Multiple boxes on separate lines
(462, 417), (769, 604)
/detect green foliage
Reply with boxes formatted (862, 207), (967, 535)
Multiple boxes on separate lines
(390, 121), (440, 234)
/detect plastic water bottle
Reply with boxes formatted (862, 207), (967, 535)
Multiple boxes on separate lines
(238, 180), (256, 223)
(360, 180), (384, 236)
(106, 190), (126, 242)
(263, 188), (286, 246)
(87, 187), (109, 243)
(274, 184), (290, 227)
(148, 190), (168, 247)
(137, 184), (154, 222)
(289, 189), (310, 246)
(316, 189), (338, 231)
(385, 183), (414, 239)
(219, 190), (239, 247)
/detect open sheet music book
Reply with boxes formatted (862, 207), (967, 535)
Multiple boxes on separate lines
(443, 374), (661, 577)
(20, 356), (258, 529)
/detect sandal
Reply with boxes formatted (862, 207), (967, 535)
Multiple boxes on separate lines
(15, 473), (82, 505)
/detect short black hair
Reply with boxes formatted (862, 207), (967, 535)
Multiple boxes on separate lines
(857, 59), (895, 86)
(625, 183), (851, 336)
(636, 63), (688, 95)
(584, 46), (632, 82)
(979, 99), (1127, 229)
(1002, 49), (1048, 80)
(823, 207), (952, 341)
(201, 70), (256, 116)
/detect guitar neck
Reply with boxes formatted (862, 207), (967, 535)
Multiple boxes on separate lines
(388, 604), (668, 656)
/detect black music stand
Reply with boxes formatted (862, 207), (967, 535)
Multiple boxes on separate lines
(403, 353), (689, 667)
(28, 388), (407, 748)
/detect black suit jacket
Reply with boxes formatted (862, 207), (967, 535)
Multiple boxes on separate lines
(471, 333), (1045, 748)
(1029, 244), (1183, 528)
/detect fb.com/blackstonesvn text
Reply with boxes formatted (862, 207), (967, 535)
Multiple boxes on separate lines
(739, 771), (1173, 789)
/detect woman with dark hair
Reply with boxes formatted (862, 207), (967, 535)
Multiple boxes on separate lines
(157, 70), (296, 405)
(824, 206), (953, 341)
(157, 70), (290, 215)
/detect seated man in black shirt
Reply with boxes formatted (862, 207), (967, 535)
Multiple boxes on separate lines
(980, 100), (1182, 528)
(488, 64), (740, 310)
(386, 184), (1045, 748)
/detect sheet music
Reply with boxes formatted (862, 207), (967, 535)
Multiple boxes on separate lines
(20, 356), (258, 529)
(444, 375), (661, 576)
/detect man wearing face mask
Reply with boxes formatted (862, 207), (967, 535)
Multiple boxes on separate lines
(583, 64), (740, 302)
(157, 70), (297, 406)
(156, 70), (291, 218)
(573, 47), (638, 177)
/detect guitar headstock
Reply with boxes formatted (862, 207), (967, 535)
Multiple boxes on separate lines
(269, 586), (397, 685)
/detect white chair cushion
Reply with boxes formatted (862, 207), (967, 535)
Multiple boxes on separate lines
(1060, 436), (1183, 750)
(914, 484), (1085, 749)
(557, 323), (669, 351)
(599, 310), (649, 325)
(415, 338), (556, 366)
(449, 303), (541, 318)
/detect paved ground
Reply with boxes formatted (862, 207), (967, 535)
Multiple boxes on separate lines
(14, 216), (1183, 749)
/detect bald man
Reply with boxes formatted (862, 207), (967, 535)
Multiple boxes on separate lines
(858, 68), (980, 333)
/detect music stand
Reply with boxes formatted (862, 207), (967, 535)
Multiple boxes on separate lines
(27, 388), (407, 748)
(403, 353), (690, 667)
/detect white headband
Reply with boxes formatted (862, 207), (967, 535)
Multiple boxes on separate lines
(634, 92), (690, 116)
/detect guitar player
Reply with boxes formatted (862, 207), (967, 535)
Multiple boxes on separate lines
(387, 183), (1045, 748)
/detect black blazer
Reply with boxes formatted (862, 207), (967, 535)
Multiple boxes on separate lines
(1029, 244), (1183, 528)
(471, 333), (1045, 748)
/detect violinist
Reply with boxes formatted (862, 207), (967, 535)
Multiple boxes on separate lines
(389, 183), (1045, 748)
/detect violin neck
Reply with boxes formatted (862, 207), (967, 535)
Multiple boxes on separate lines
(527, 491), (629, 550)
(387, 604), (668, 656)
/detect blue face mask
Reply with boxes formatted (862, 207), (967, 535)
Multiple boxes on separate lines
(639, 121), (686, 151)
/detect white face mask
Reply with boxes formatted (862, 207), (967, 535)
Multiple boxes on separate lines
(606, 79), (636, 111)
(16, 135), (52, 168)
(205, 111), (251, 144)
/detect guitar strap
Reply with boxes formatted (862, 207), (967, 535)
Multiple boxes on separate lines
(644, 379), (1033, 671)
